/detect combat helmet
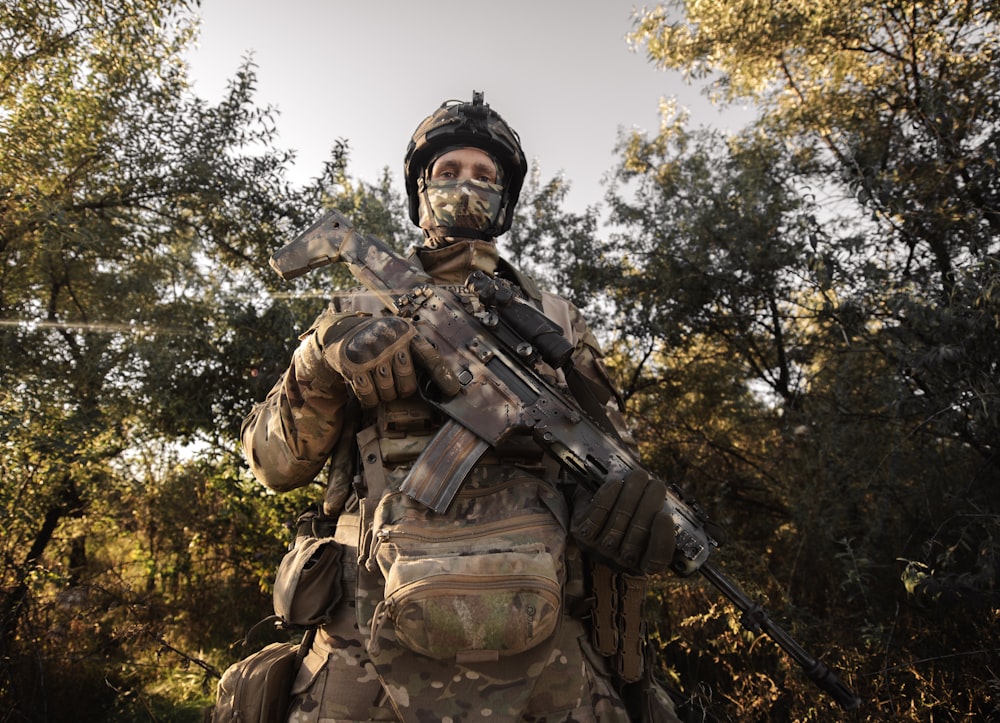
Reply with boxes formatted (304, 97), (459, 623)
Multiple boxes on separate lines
(405, 91), (527, 237)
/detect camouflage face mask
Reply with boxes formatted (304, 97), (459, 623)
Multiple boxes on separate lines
(418, 178), (503, 236)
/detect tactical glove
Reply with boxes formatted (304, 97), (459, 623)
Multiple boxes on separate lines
(316, 313), (460, 407)
(571, 469), (676, 575)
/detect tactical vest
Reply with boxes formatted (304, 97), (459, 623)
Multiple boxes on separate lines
(309, 263), (651, 720)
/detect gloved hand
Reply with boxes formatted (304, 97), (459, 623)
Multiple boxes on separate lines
(316, 313), (460, 407)
(571, 469), (676, 575)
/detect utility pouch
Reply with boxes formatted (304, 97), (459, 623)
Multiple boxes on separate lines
(591, 561), (619, 656)
(616, 573), (648, 683)
(273, 508), (344, 628)
(590, 561), (648, 684)
(364, 473), (568, 661)
(370, 548), (561, 661)
(212, 629), (315, 723)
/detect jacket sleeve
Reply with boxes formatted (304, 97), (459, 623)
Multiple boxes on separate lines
(240, 316), (351, 493)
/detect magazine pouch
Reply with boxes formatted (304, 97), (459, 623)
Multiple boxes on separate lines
(273, 509), (343, 628)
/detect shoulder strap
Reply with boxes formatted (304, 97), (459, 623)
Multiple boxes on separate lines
(356, 425), (387, 503)
(496, 256), (544, 303)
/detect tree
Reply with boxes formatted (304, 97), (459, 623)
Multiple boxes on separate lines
(607, 108), (826, 406)
(630, 0), (1000, 461)
(505, 164), (607, 316)
(0, 1), (331, 716)
(613, 1), (1000, 717)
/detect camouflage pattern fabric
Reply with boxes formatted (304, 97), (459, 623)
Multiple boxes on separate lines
(288, 601), (634, 722)
(357, 466), (567, 715)
(289, 503), (637, 723)
(287, 601), (398, 722)
(243, 248), (680, 722)
(413, 239), (499, 282)
(349, 466), (669, 722)
(241, 310), (351, 493)
(418, 178), (503, 237)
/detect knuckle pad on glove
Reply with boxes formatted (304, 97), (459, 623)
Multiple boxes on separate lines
(344, 318), (409, 364)
(325, 317), (420, 405)
(316, 313), (368, 347)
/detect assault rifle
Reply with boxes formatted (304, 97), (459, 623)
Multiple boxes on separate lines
(269, 209), (861, 712)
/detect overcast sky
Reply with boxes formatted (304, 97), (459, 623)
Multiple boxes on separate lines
(185, 0), (750, 213)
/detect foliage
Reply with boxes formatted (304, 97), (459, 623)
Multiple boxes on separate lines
(3, 0), (999, 720)
(0, 1), (431, 716)
(0, 0), (333, 718)
(504, 164), (609, 316)
(614, 0), (1000, 719)
(629, 0), (1000, 455)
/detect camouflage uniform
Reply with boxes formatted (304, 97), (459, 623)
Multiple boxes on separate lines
(241, 91), (681, 723)
(242, 240), (681, 722)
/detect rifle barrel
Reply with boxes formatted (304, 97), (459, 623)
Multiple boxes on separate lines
(699, 562), (861, 711)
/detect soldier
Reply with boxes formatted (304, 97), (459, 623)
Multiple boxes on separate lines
(241, 92), (681, 722)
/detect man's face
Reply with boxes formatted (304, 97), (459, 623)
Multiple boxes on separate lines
(418, 146), (505, 241)
(429, 147), (499, 184)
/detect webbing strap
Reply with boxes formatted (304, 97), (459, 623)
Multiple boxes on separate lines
(324, 409), (359, 516)
(591, 561), (619, 657)
(356, 425), (387, 505)
(616, 573), (647, 683)
(356, 425), (387, 572)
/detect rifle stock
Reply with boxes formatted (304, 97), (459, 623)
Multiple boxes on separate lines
(270, 209), (861, 711)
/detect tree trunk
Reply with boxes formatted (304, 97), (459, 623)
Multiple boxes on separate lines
(0, 475), (84, 699)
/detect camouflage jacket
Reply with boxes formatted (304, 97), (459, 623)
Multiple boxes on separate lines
(239, 242), (679, 722)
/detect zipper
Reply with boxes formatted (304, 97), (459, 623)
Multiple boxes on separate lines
(374, 511), (557, 546)
(388, 570), (560, 603)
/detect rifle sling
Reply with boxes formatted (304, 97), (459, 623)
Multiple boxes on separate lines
(565, 366), (625, 444)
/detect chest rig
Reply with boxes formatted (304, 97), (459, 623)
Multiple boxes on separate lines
(318, 262), (649, 720)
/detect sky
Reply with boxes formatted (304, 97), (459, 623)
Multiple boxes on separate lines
(185, 0), (750, 213)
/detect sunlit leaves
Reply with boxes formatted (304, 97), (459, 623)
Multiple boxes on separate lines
(621, 4), (1000, 716)
(0, 3), (321, 715)
(631, 0), (1000, 294)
